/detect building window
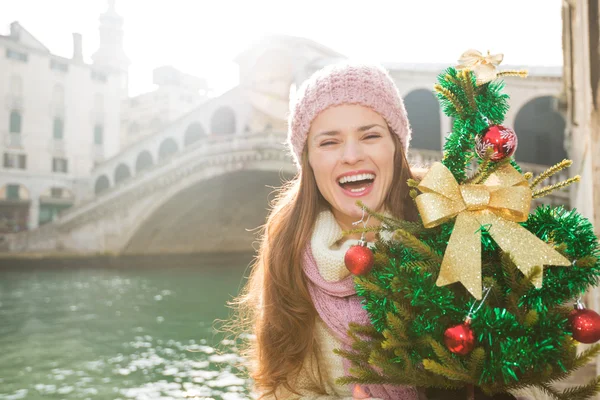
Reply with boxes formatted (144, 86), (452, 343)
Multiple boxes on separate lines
(6, 49), (28, 62)
(94, 124), (104, 145)
(50, 59), (69, 72)
(52, 157), (68, 173)
(91, 70), (107, 82)
(9, 110), (21, 133)
(53, 117), (64, 140)
(6, 184), (20, 200)
(50, 187), (64, 198)
(3, 153), (26, 169)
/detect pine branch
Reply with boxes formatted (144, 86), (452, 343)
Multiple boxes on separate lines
(382, 329), (409, 350)
(435, 84), (465, 115)
(533, 176), (581, 199)
(496, 70), (529, 79)
(530, 159), (573, 189)
(568, 344), (600, 371)
(392, 300), (415, 321)
(355, 276), (389, 298)
(423, 359), (472, 382)
(557, 375), (600, 400)
(574, 255), (599, 267)
(537, 383), (563, 399)
(355, 200), (424, 234)
(348, 322), (381, 339)
(465, 147), (495, 184)
(523, 310), (539, 327)
(477, 157), (513, 184)
(465, 347), (486, 379)
(386, 312), (409, 340)
(457, 69), (477, 111)
(428, 338), (470, 375)
(394, 229), (442, 263)
(333, 348), (371, 369)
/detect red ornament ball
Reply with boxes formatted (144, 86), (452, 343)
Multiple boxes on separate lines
(569, 306), (600, 344)
(444, 321), (476, 355)
(344, 243), (374, 276)
(475, 124), (518, 161)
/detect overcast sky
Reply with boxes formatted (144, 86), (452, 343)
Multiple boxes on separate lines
(2, 0), (563, 97)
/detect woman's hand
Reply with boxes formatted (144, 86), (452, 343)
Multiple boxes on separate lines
(352, 385), (372, 399)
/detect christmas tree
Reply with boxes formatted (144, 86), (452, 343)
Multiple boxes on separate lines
(337, 50), (600, 400)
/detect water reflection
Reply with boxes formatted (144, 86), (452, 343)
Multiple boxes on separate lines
(0, 257), (252, 399)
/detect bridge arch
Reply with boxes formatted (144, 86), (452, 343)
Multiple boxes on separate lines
(94, 175), (110, 194)
(114, 163), (132, 184)
(184, 122), (206, 147)
(403, 88), (441, 151)
(122, 165), (294, 254)
(136, 150), (154, 173)
(211, 106), (236, 135)
(158, 137), (179, 160)
(513, 96), (566, 165)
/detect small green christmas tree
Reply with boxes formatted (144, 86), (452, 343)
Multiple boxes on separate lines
(337, 50), (600, 400)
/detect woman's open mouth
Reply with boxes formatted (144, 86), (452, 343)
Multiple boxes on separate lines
(337, 173), (375, 197)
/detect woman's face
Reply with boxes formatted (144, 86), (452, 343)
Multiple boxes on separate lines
(307, 104), (395, 230)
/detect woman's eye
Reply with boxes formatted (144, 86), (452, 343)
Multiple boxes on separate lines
(320, 141), (335, 147)
(365, 134), (381, 139)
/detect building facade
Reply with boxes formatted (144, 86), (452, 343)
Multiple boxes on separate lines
(0, 2), (126, 232)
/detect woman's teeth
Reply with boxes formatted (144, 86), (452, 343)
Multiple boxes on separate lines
(338, 173), (375, 184)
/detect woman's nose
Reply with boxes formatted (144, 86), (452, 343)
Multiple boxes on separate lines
(341, 141), (365, 164)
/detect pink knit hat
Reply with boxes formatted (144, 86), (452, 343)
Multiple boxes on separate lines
(287, 61), (412, 169)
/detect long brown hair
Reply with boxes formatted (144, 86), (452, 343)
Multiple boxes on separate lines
(226, 131), (418, 398)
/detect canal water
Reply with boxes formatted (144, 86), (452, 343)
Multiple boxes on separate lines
(0, 255), (254, 400)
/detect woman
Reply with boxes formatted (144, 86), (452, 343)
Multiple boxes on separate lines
(230, 62), (421, 399)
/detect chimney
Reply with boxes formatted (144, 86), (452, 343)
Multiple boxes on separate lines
(72, 33), (83, 62)
(10, 22), (21, 41)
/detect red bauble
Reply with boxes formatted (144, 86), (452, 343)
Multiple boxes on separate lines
(569, 304), (600, 344)
(344, 243), (374, 276)
(444, 320), (476, 355)
(475, 124), (518, 161)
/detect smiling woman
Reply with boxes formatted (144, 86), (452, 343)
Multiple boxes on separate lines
(307, 105), (396, 237)
(227, 62), (423, 400)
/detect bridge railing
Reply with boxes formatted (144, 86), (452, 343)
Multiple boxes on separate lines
(18, 132), (573, 233)
(56, 131), (291, 223)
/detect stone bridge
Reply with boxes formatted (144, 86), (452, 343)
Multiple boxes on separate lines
(7, 132), (295, 255)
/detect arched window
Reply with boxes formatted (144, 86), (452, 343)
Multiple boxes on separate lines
(183, 122), (205, 147)
(158, 138), (178, 159)
(53, 117), (64, 140)
(210, 107), (236, 135)
(94, 124), (104, 145)
(94, 175), (110, 194)
(514, 96), (567, 165)
(403, 89), (441, 151)
(135, 151), (154, 172)
(114, 164), (131, 184)
(9, 110), (21, 134)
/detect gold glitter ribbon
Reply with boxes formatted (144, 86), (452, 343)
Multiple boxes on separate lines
(415, 162), (570, 299)
(456, 49), (504, 85)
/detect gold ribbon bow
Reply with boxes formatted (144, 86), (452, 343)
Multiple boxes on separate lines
(415, 162), (570, 299)
(456, 49), (504, 85)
